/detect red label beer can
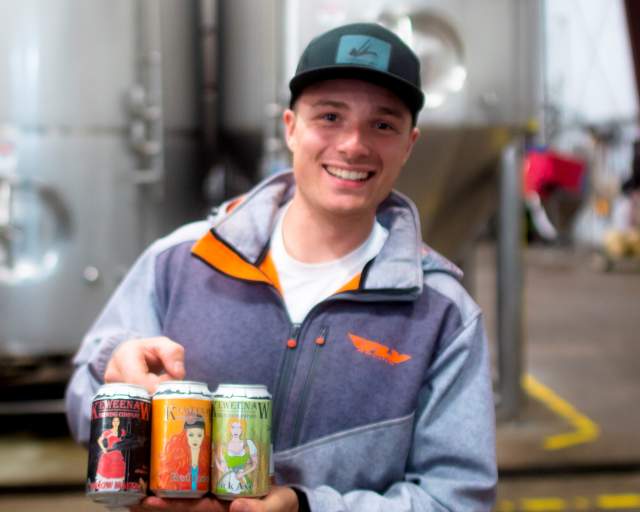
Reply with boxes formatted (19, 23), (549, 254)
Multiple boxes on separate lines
(86, 383), (151, 507)
(150, 380), (212, 498)
(211, 384), (272, 499)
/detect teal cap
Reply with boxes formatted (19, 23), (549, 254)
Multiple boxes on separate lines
(289, 23), (424, 121)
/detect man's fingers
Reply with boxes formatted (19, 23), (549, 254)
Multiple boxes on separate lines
(109, 340), (156, 390)
(229, 486), (298, 512)
(149, 338), (185, 379)
(132, 496), (229, 511)
(103, 360), (123, 383)
(104, 342), (144, 384)
(104, 337), (185, 394)
(230, 499), (262, 512)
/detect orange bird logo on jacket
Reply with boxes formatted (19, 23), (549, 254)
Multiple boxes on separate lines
(348, 333), (412, 366)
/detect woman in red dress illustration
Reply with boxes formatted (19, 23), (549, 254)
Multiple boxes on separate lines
(96, 416), (126, 488)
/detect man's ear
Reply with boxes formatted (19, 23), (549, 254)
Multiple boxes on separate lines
(283, 109), (297, 153)
(403, 126), (420, 165)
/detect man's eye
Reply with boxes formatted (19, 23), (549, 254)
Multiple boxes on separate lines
(375, 121), (395, 131)
(322, 113), (338, 122)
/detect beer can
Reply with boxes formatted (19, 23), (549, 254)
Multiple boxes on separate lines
(86, 383), (151, 508)
(150, 380), (212, 498)
(211, 384), (272, 499)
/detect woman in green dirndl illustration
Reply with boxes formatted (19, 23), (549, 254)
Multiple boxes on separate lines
(215, 417), (258, 495)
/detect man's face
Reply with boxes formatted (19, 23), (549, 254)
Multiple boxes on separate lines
(283, 79), (419, 221)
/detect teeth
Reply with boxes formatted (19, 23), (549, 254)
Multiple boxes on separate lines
(325, 166), (370, 181)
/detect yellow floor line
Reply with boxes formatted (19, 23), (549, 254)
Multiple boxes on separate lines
(522, 374), (600, 450)
(597, 494), (640, 509)
(521, 497), (566, 511)
(496, 495), (640, 511)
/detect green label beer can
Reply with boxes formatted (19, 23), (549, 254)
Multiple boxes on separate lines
(211, 384), (272, 499)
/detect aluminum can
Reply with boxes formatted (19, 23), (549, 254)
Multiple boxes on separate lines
(86, 383), (151, 507)
(150, 380), (212, 498)
(211, 384), (272, 499)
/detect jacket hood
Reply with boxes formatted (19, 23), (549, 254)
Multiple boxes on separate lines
(206, 171), (461, 296)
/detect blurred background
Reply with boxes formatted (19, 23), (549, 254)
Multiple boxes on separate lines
(0, 0), (639, 510)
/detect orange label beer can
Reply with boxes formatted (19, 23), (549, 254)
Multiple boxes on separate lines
(150, 381), (212, 498)
(211, 384), (272, 499)
(86, 383), (151, 508)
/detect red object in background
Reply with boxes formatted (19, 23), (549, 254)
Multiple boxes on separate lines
(523, 151), (585, 199)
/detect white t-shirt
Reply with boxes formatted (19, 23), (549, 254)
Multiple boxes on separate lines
(270, 204), (388, 324)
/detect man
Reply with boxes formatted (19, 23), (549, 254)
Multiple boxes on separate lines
(66, 23), (497, 511)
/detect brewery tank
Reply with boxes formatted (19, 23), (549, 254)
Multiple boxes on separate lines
(0, 0), (206, 363)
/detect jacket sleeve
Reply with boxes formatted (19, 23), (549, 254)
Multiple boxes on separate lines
(294, 311), (497, 511)
(64, 244), (163, 445)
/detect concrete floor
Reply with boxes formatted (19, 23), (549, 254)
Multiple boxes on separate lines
(475, 244), (640, 470)
(1, 242), (639, 511)
(475, 243), (640, 511)
(496, 472), (640, 512)
(0, 494), (104, 512)
(0, 436), (86, 487)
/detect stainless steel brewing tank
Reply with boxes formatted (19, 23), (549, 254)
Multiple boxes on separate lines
(282, 0), (541, 261)
(0, 0), (203, 359)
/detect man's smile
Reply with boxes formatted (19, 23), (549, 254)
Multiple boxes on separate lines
(323, 164), (375, 182)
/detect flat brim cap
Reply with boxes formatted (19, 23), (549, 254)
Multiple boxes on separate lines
(289, 23), (425, 117)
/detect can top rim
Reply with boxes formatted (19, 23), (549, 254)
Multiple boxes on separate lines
(156, 380), (209, 387)
(93, 382), (150, 400)
(153, 380), (212, 397)
(213, 383), (271, 399)
(217, 384), (268, 389)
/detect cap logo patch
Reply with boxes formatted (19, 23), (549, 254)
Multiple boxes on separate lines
(336, 35), (391, 71)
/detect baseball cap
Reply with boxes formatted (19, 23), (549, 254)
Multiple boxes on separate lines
(289, 23), (425, 122)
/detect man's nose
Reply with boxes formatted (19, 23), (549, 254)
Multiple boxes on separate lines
(336, 126), (371, 159)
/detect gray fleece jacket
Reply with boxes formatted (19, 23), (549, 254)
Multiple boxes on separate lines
(66, 171), (497, 511)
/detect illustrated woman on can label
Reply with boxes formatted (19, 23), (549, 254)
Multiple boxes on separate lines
(156, 415), (210, 492)
(87, 383), (150, 507)
(215, 417), (258, 495)
(95, 416), (126, 486)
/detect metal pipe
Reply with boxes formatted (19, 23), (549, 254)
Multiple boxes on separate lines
(133, 0), (165, 246)
(538, 0), (548, 146)
(199, 0), (219, 166)
(496, 140), (525, 421)
(0, 177), (13, 270)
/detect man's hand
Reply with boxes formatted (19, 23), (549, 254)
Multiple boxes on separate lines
(104, 337), (186, 394)
(131, 496), (229, 511)
(130, 487), (299, 512)
(229, 486), (299, 512)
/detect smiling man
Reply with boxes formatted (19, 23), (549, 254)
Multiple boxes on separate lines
(66, 23), (497, 512)
(282, 79), (418, 257)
